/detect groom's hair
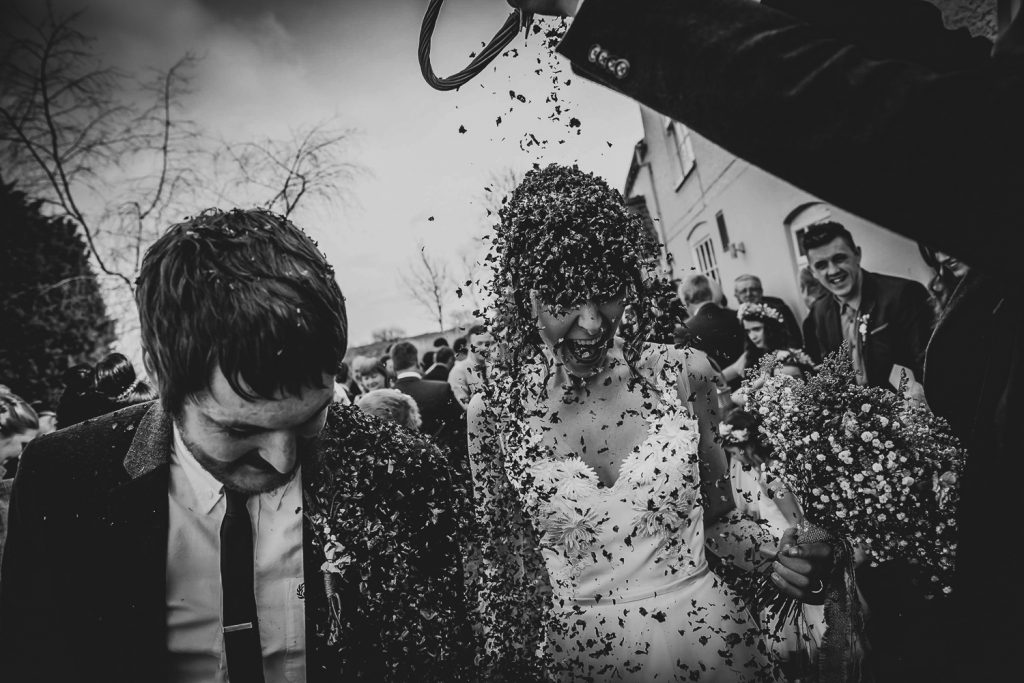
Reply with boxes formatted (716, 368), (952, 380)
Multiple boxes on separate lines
(136, 208), (347, 414)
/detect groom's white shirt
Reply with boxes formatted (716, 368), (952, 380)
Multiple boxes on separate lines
(166, 425), (306, 682)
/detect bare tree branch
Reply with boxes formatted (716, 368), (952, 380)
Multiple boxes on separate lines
(401, 243), (453, 333)
(225, 119), (367, 219)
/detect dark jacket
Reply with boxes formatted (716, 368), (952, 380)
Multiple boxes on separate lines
(393, 374), (469, 481)
(677, 302), (745, 369)
(761, 295), (803, 348)
(423, 363), (451, 382)
(558, 0), (1022, 677)
(0, 402), (471, 682)
(803, 270), (933, 389)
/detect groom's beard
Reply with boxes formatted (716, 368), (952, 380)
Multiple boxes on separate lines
(179, 429), (316, 495)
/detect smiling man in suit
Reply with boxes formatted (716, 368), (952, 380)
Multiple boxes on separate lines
(0, 209), (470, 682)
(801, 221), (933, 389)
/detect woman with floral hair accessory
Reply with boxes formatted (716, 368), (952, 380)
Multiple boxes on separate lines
(467, 164), (830, 681)
(724, 302), (816, 385)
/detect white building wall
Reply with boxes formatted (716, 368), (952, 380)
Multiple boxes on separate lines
(629, 105), (934, 321)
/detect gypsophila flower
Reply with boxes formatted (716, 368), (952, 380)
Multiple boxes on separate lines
(741, 344), (965, 601)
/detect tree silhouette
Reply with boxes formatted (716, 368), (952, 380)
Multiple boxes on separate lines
(0, 177), (115, 409)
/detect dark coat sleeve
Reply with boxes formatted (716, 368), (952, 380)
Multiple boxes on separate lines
(558, 0), (1024, 276)
(898, 279), (935, 379)
(0, 445), (48, 680)
(802, 311), (822, 363)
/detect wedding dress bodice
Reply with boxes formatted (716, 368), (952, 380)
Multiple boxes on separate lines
(509, 374), (710, 604)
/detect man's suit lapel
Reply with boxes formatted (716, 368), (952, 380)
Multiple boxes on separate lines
(859, 271), (880, 321)
(107, 403), (173, 680)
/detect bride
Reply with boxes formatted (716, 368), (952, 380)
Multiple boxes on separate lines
(467, 165), (828, 681)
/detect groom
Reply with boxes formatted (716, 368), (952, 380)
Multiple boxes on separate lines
(0, 209), (472, 682)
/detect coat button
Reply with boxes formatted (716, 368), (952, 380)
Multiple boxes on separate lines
(611, 59), (630, 79)
(588, 44), (602, 63)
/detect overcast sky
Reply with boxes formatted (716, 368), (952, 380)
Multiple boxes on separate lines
(10, 0), (644, 346)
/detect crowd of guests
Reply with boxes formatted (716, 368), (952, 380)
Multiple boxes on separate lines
(676, 220), (955, 404)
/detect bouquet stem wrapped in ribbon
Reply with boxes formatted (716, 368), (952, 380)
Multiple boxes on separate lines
(742, 346), (965, 682)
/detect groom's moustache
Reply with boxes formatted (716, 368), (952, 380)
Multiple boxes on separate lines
(236, 451), (282, 473)
(234, 438), (316, 474)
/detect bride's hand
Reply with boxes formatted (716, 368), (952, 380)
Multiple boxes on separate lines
(768, 527), (834, 605)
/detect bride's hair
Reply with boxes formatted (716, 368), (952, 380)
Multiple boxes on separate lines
(483, 164), (661, 394)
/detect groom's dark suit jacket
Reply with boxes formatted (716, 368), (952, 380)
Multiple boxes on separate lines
(558, 0), (1023, 678)
(0, 401), (471, 682)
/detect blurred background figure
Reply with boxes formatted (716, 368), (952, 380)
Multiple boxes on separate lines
(421, 349), (436, 373)
(733, 273), (803, 346)
(448, 324), (492, 409)
(798, 266), (829, 311)
(425, 345), (456, 381)
(351, 354), (390, 391)
(1, 387), (40, 579)
(1, 387), (39, 480)
(56, 353), (155, 429)
(919, 244), (970, 315)
(355, 388), (422, 431)
(35, 411), (58, 436)
(676, 272), (744, 372)
(333, 360), (360, 405)
(452, 336), (469, 363)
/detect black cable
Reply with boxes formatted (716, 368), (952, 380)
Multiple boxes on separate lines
(419, 0), (530, 91)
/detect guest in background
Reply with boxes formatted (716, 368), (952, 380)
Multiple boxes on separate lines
(920, 244), (969, 315)
(391, 341), (465, 450)
(391, 342), (469, 492)
(422, 350), (436, 373)
(452, 336), (468, 363)
(802, 221), (933, 389)
(798, 266), (828, 311)
(722, 302), (792, 384)
(448, 324), (492, 409)
(351, 354), (389, 391)
(356, 388), (422, 431)
(1, 388), (39, 582)
(677, 272), (744, 371)
(798, 266), (829, 360)
(333, 360), (361, 405)
(425, 345), (456, 381)
(734, 273), (803, 347)
(35, 411), (57, 436)
(56, 353), (155, 429)
(381, 353), (396, 382)
(708, 276), (730, 309)
(433, 336), (450, 349)
(648, 276), (687, 344)
(1, 387), (38, 480)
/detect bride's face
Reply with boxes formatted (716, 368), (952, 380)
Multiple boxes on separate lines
(531, 291), (625, 378)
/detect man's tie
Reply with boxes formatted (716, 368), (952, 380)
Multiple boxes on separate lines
(221, 489), (266, 683)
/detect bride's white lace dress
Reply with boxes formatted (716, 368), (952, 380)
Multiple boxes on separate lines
(503, 352), (779, 682)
